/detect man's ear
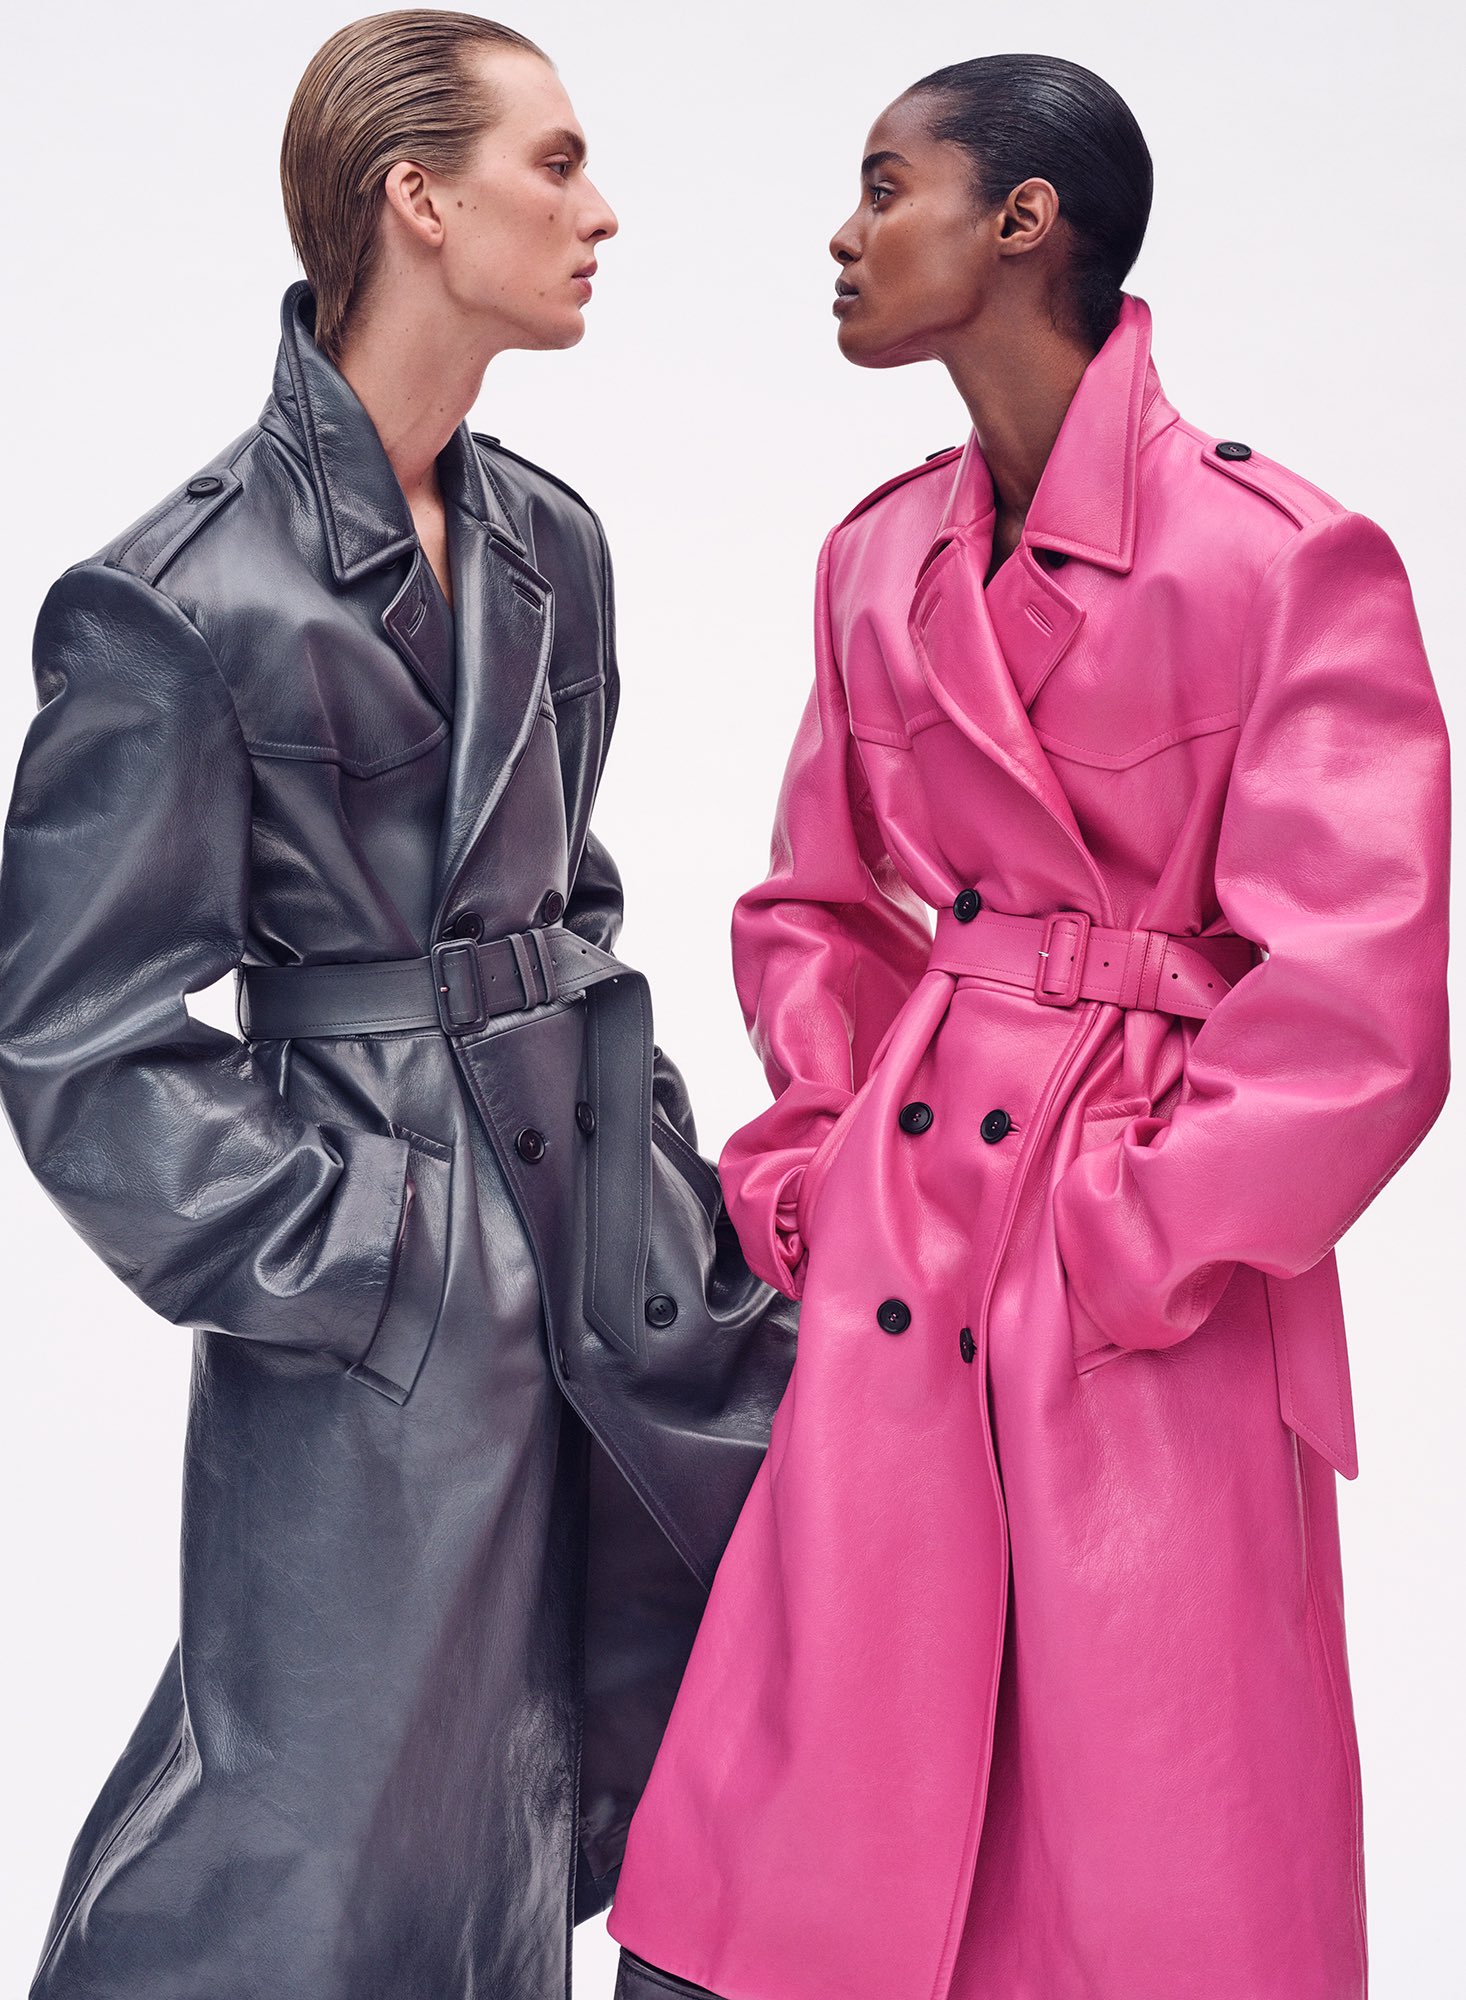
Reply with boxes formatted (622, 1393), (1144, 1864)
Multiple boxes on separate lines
(382, 160), (444, 249)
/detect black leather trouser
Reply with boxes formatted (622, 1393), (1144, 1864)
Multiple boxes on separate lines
(614, 1948), (725, 1998)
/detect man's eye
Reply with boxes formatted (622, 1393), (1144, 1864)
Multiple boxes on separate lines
(545, 160), (573, 179)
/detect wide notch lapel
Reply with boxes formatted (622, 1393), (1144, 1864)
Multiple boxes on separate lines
(908, 295), (1165, 913)
(429, 426), (554, 924)
(910, 506), (1089, 854)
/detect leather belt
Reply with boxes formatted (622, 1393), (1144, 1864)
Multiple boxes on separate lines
(928, 905), (1258, 1021)
(236, 923), (624, 1040)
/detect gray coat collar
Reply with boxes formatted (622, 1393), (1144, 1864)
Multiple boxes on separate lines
(261, 279), (525, 584)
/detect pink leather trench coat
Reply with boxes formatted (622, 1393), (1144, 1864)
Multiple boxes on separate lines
(608, 295), (1451, 2000)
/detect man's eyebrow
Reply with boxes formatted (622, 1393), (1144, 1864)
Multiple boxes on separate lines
(540, 127), (587, 163)
(861, 150), (910, 176)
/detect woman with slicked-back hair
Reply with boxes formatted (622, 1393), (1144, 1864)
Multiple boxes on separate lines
(0, 12), (796, 1997)
(609, 52), (1450, 2000)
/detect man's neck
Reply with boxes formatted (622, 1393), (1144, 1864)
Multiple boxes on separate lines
(335, 294), (497, 509)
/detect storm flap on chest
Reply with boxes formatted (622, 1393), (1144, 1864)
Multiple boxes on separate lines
(225, 566), (454, 779)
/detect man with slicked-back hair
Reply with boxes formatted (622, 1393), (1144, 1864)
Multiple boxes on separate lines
(0, 15), (795, 1997)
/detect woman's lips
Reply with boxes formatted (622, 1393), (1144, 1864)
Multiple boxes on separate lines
(833, 287), (859, 316)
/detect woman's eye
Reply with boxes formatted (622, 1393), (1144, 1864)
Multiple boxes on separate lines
(869, 184), (893, 208)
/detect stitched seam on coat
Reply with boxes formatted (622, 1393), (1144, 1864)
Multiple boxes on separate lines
(1035, 708), (1240, 767)
(34, 1734), (189, 1981)
(246, 722), (450, 776)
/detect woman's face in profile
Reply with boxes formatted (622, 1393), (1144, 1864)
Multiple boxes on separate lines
(829, 92), (998, 370)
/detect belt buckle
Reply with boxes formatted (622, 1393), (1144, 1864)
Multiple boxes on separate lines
(431, 938), (486, 1033)
(1033, 910), (1090, 1007)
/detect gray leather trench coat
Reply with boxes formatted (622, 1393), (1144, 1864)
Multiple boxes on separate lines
(0, 280), (797, 2000)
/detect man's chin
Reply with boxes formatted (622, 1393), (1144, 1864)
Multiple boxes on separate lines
(504, 311), (587, 355)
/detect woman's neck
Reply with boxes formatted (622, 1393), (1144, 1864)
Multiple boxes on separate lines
(943, 303), (1095, 573)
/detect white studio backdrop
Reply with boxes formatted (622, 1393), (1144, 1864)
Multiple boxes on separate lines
(2, 1), (1461, 1992)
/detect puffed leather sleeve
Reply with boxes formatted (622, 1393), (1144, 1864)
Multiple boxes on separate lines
(720, 527), (933, 1297)
(0, 561), (413, 1360)
(1053, 509), (1451, 1352)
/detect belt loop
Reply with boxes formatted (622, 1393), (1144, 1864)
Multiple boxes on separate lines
(1134, 930), (1169, 1012)
(509, 926), (558, 1010)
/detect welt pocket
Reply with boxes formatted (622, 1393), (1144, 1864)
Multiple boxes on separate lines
(348, 1122), (454, 1405)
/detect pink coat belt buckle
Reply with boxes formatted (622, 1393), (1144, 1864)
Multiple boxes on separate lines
(1033, 910), (1091, 1005)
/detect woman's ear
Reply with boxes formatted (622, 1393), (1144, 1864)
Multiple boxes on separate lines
(997, 176), (1061, 255)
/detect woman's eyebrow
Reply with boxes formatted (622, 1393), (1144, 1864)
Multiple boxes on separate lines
(861, 149), (910, 176)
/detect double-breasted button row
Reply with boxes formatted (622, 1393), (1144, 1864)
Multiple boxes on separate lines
(877, 1298), (912, 1335)
(515, 1127), (547, 1163)
(898, 1101), (934, 1135)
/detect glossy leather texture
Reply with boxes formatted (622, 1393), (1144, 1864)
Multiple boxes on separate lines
(608, 295), (1451, 2000)
(0, 281), (796, 1999)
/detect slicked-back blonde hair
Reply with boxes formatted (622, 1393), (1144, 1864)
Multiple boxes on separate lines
(281, 10), (547, 359)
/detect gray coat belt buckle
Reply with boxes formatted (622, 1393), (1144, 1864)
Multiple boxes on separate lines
(431, 937), (486, 1032)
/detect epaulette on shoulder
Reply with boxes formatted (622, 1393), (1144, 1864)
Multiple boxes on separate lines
(838, 443), (963, 529)
(1190, 426), (1341, 533)
(105, 430), (254, 586)
(471, 431), (596, 518)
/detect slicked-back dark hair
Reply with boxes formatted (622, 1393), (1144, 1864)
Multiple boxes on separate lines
(906, 53), (1152, 349)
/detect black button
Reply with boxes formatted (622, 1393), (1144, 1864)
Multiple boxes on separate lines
(1034, 547), (1069, 569)
(515, 1127), (547, 1162)
(959, 1326), (976, 1364)
(185, 475), (223, 498)
(1214, 440), (1252, 461)
(645, 1294), (678, 1328)
(575, 1101), (597, 1136)
(980, 1109), (1012, 1144)
(441, 908), (483, 941)
(953, 889), (982, 923)
(898, 1101), (934, 1135)
(877, 1298), (911, 1335)
(539, 889), (566, 925)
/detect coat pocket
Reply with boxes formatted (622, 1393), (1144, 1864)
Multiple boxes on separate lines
(347, 1122), (454, 1406)
(1066, 1093), (1152, 1375)
(793, 1092), (867, 1252)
